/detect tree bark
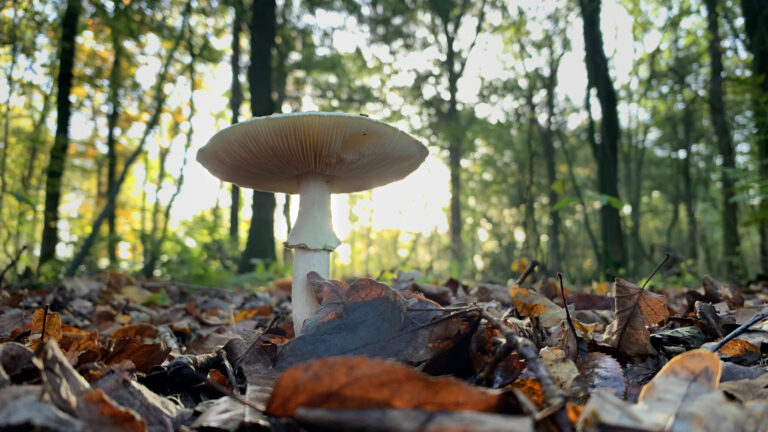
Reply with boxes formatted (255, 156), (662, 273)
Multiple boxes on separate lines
(239, 0), (277, 273)
(230, 2), (243, 245)
(578, 0), (626, 277)
(40, 0), (81, 266)
(741, 0), (768, 275)
(706, 0), (746, 280)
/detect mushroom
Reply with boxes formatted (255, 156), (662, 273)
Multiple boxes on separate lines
(197, 112), (428, 335)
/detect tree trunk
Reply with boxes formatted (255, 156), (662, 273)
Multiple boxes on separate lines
(105, 30), (123, 266)
(40, 0), (81, 266)
(578, 0), (626, 277)
(239, 0), (277, 273)
(706, 0), (746, 280)
(542, 52), (562, 271)
(230, 2), (243, 245)
(65, 1), (191, 276)
(741, 0), (768, 275)
(143, 59), (197, 278)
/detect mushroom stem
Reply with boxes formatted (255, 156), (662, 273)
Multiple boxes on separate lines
(285, 174), (340, 335)
(290, 248), (328, 333)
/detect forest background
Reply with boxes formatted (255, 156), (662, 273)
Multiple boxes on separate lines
(1, 0), (767, 288)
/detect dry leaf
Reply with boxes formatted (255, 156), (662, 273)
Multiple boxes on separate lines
(76, 389), (146, 432)
(601, 278), (669, 357)
(509, 286), (565, 328)
(571, 352), (626, 404)
(266, 356), (503, 417)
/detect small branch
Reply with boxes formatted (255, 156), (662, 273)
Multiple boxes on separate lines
(480, 310), (572, 432)
(708, 309), (768, 353)
(513, 259), (539, 286)
(0, 244), (26, 285)
(558, 273), (577, 338)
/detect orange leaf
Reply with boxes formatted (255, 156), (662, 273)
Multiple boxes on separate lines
(27, 308), (62, 349)
(638, 349), (721, 405)
(77, 389), (146, 432)
(715, 338), (760, 356)
(233, 306), (272, 323)
(266, 356), (502, 417)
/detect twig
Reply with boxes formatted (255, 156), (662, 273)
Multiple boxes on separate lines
(708, 309), (768, 353)
(203, 377), (263, 412)
(558, 273), (577, 338)
(0, 244), (27, 285)
(480, 310), (572, 432)
(41, 304), (49, 343)
(642, 252), (670, 290)
(513, 259), (539, 286)
(500, 260), (540, 320)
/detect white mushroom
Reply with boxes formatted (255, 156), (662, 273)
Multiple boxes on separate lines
(197, 112), (428, 335)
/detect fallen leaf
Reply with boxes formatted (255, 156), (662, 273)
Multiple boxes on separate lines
(716, 338), (760, 356)
(293, 407), (534, 432)
(104, 338), (170, 373)
(600, 278), (669, 357)
(266, 356), (505, 417)
(509, 286), (565, 328)
(76, 389), (146, 432)
(719, 373), (768, 401)
(702, 275), (743, 309)
(570, 352), (626, 404)
(27, 308), (62, 349)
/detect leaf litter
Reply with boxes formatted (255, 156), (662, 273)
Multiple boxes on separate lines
(0, 263), (767, 431)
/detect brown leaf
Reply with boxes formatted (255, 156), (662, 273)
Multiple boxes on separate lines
(266, 356), (503, 417)
(578, 350), (723, 430)
(702, 275), (743, 309)
(111, 323), (158, 340)
(76, 389), (146, 432)
(293, 407), (534, 432)
(601, 278), (669, 357)
(104, 338), (170, 373)
(27, 308), (62, 349)
(638, 349), (721, 409)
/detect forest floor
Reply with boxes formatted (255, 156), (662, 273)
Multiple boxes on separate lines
(0, 264), (767, 431)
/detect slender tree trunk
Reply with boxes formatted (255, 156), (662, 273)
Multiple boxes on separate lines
(230, 2), (243, 245)
(105, 31), (123, 266)
(542, 53), (562, 271)
(578, 0), (626, 277)
(681, 102), (698, 262)
(143, 59), (197, 278)
(741, 0), (768, 275)
(0, 1), (20, 226)
(523, 87), (539, 260)
(40, 0), (81, 266)
(706, 0), (746, 280)
(65, 1), (191, 276)
(239, 0), (277, 273)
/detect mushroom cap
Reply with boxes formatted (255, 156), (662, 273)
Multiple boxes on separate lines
(197, 112), (429, 194)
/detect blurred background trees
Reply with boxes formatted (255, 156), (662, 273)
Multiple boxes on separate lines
(1, 0), (766, 286)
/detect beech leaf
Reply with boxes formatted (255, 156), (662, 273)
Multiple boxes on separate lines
(600, 278), (669, 357)
(266, 356), (505, 417)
